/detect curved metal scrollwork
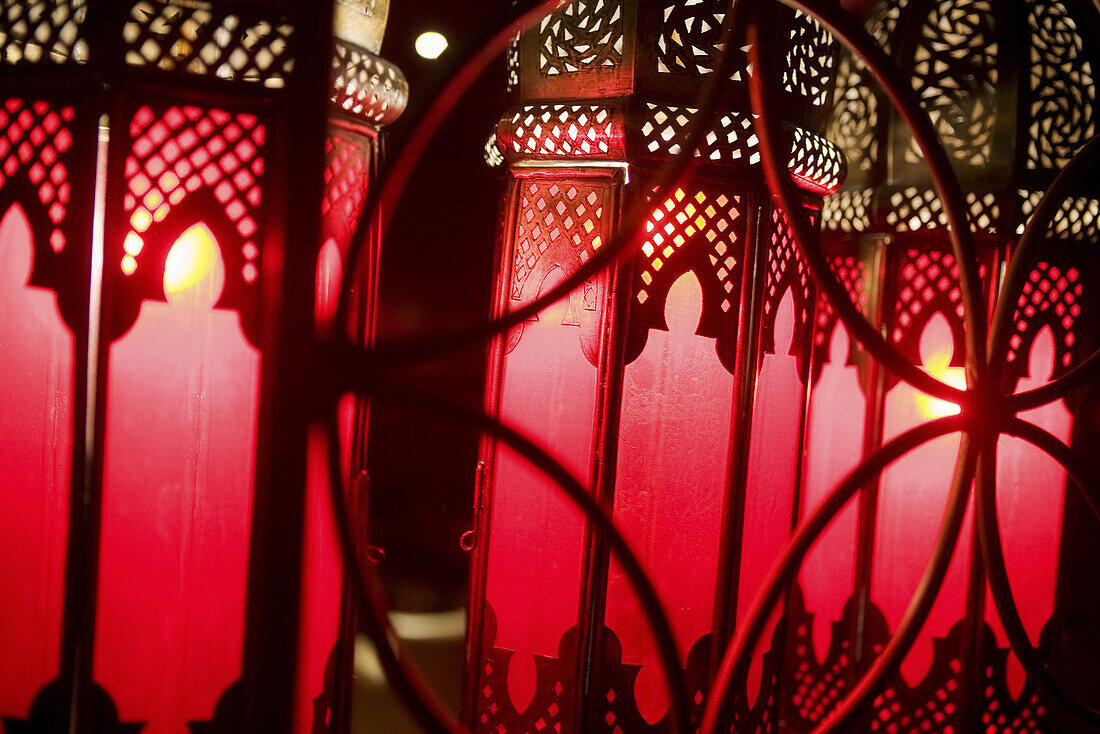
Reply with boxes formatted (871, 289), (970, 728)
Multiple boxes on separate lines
(312, 0), (1100, 733)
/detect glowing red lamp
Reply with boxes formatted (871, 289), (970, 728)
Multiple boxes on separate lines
(468, 1), (844, 730)
(0, 0), (405, 731)
(467, 1), (1100, 733)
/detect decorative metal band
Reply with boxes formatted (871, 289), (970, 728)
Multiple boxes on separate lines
(1018, 189), (1100, 241)
(484, 130), (505, 169)
(496, 103), (622, 160)
(330, 40), (408, 127)
(121, 1), (295, 88)
(492, 101), (848, 195)
(0, 0), (89, 65)
(334, 0), (389, 54)
(822, 188), (872, 233)
(822, 186), (1007, 236)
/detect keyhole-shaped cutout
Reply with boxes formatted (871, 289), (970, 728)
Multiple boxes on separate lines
(0, 204), (33, 289)
(915, 313), (965, 419)
(163, 223), (225, 308)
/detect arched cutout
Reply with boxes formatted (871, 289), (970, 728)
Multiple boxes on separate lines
(163, 222), (226, 308)
(0, 204), (34, 288)
(663, 270), (704, 335)
(915, 312), (966, 419)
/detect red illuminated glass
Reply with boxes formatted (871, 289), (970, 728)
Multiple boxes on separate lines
(94, 223), (260, 729)
(92, 103), (269, 729)
(605, 271), (733, 723)
(0, 204), (73, 720)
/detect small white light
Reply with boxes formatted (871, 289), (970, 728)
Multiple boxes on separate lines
(415, 31), (448, 60)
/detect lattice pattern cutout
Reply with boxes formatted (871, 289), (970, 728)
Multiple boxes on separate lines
(506, 33), (520, 93)
(867, 0), (908, 54)
(644, 105), (718, 159)
(822, 189), (872, 233)
(869, 645), (964, 732)
(1026, 0), (1097, 170)
(979, 620), (1052, 734)
(512, 180), (604, 304)
(0, 0), (88, 64)
(122, 105), (264, 284)
(761, 208), (813, 361)
(789, 630), (851, 726)
(827, 53), (878, 174)
(782, 9), (836, 107)
(322, 130), (369, 253)
(1004, 261), (1082, 387)
(885, 188), (999, 233)
(476, 649), (570, 734)
(781, 589), (880, 730)
(1018, 190), (1100, 241)
(122, 1), (293, 88)
(594, 632), (711, 734)
(332, 41), (407, 125)
(642, 105), (758, 162)
(982, 669), (1045, 733)
(506, 105), (615, 158)
(636, 187), (741, 314)
(656, 0), (749, 81)
(0, 98), (74, 253)
(725, 643), (784, 734)
(906, 0), (998, 167)
(790, 127), (845, 193)
(484, 131), (504, 169)
(890, 249), (971, 365)
(538, 0), (623, 76)
(640, 104), (846, 194)
(810, 255), (871, 384)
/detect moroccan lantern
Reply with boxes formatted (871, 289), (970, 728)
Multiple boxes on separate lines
(792, 0), (1100, 730)
(0, 0), (405, 731)
(466, 1), (845, 731)
(466, 1), (1100, 733)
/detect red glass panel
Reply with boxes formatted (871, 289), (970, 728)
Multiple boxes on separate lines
(739, 290), (805, 706)
(484, 277), (596, 713)
(604, 271), (734, 723)
(991, 326), (1070, 699)
(798, 321), (863, 661)
(315, 236), (343, 338)
(875, 313), (970, 686)
(94, 224), (260, 729)
(0, 204), (73, 719)
(294, 405), (355, 734)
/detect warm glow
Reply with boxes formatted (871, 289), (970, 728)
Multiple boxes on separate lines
(163, 223), (224, 303)
(415, 31), (448, 60)
(916, 346), (966, 418)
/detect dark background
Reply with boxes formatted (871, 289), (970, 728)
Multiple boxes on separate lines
(366, 0), (878, 612)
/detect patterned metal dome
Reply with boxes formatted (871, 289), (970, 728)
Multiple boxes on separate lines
(824, 0), (1100, 242)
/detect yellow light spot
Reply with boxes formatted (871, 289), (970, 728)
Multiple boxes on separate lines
(164, 222), (224, 302)
(130, 208), (152, 232)
(121, 255), (137, 275)
(415, 31), (448, 60)
(123, 232), (144, 257)
(916, 346), (966, 418)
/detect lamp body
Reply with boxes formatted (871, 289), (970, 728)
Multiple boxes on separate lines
(791, 0), (1100, 731)
(0, 1), (405, 731)
(467, 1), (843, 731)
(470, 1), (1100, 733)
